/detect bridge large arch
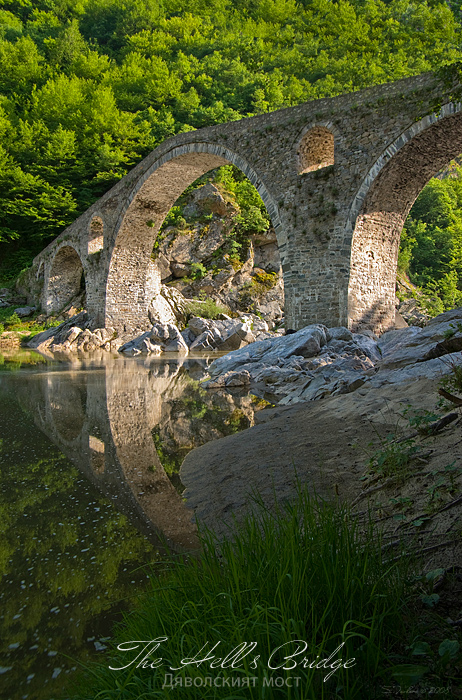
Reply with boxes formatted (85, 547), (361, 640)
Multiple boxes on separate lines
(105, 143), (283, 332)
(347, 103), (462, 333)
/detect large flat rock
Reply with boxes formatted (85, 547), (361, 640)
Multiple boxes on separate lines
(180, 374), (447, 538)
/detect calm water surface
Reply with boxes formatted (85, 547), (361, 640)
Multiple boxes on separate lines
(0, 351), (266, 700)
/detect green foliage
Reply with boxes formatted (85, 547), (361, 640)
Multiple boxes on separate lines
(189, 261), (207, 279)
(186, 297), (229, 319)
(400, 165), (462, 314)
(1, 0), (461, 263)
(73, 489), (418, 699)
(368, 434), (420, 480)
(439, 353), (462, 395)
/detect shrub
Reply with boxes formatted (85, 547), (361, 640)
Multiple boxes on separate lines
(190, 262), (207, 280)
(186, 298), (229, 319)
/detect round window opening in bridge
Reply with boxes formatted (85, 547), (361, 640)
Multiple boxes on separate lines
(298, 126), (334, 174)
(88, 216), (104, 254)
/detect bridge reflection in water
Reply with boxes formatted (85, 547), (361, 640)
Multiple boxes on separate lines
(14, 355), (264, 554)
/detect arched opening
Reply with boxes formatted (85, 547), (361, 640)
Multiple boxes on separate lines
(152, 165), (284, 325)
(46, 245), (85, 316)
(88, 215), (104, 254)
(347, 108), (462, 334)
(105, 146), (283, 332)
(298, 126), (334, 174)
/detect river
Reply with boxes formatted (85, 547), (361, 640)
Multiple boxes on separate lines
(0, 350), (268, 700)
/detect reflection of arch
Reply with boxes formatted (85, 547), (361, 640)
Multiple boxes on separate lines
(88, 215), (104, 254)
(347, 104), (462, 333)
(14, 362), (198, 553)
(297, 126), (334, 174)
(46, 245), (85, 315)
(105, 362), (198, 551)
(105, 144), (282, 330)
(47, 374), (87, 442)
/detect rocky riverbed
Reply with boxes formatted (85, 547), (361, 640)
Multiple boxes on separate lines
(201, 307), (462, 403)
(180, 308), (462, 581)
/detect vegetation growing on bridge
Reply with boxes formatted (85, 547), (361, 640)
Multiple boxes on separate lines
(1, 0), (462, 286)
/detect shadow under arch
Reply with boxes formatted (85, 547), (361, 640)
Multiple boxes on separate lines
(346, 102), (462, 333)
(46, 244), (85, 316)
(105, 143), (283, 332)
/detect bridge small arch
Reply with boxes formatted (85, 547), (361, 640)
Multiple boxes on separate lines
(46, 245), (85, 315)
(88, 215), (104, 254)
(347, 103), (462, 333)
(298, 126), (335, 174)
(105, 143), (283, 332)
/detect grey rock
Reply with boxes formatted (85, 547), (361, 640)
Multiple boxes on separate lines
(377, 308), (462, 369)
(194, 220), (227, 260)
(171, 263), (190, 278)
(188, 316), (212, 337)
(181, 329), (195, 346)
(192, 183), (228, 216)
(327, 326), (353, 342)
(66, 327), (82, 345)
(190, 331), (217, 351)
(14, 306), (36, 318)
(120, 331), (151, 355)
(224, 370), (251, 387)
(155, 253), (172, 281)
(150, 323), (170, 344)
(351, 333), (382, 362)
(164, 335), (189, 355)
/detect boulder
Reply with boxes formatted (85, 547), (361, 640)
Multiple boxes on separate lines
(188, 316), (212, 338)
(377, 308), (462, 369)
(14, 306), (35, 318)
(65, 327), (82, 345)
(155, 253), (172, 281)
(171, 263), (190, 278)
(194, 220), (227, 260)
(148, 293), (177, 326)
(164, 335), (189, 355)
(190, 331), (217, 352)
(224, 370), (251, 387)
(192, 183), (228, 216)
(150, 323), (170, 344)
(327, 326), (353, 342)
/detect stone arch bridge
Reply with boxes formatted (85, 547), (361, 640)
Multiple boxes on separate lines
(25, 65), (462, 335)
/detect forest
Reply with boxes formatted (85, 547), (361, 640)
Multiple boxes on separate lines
(1, 0), (462, 308)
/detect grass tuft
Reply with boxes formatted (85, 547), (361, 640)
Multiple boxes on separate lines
(72, 489), (417, 699)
